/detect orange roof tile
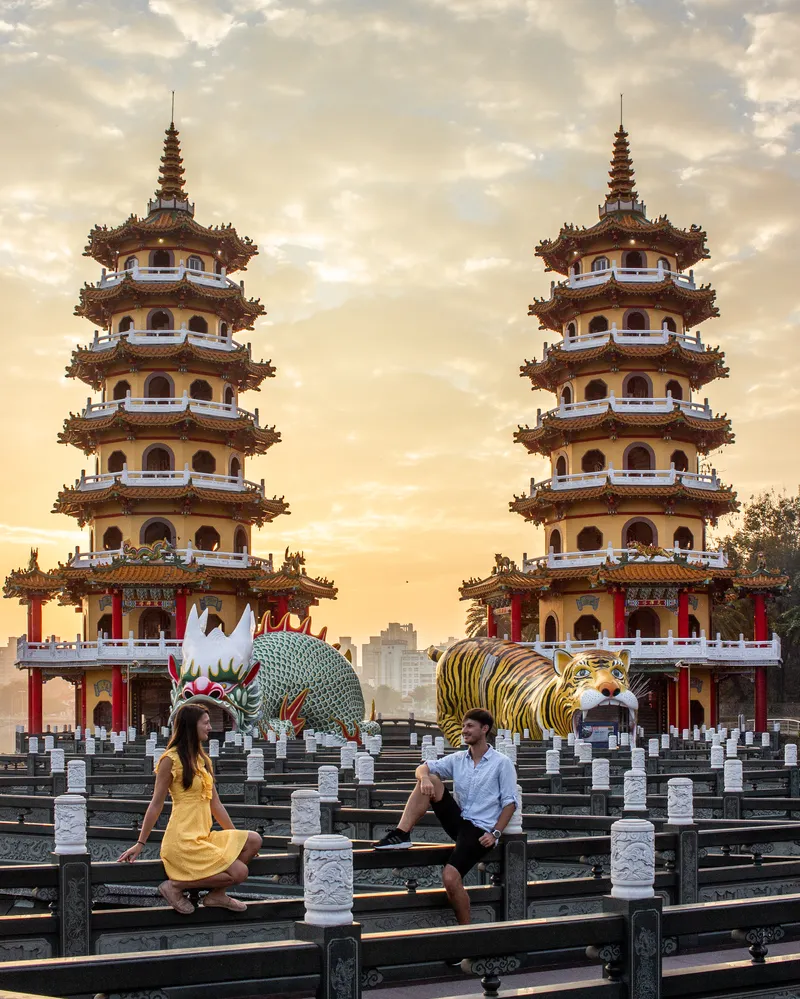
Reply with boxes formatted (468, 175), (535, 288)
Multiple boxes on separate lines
(3, 549), (62, 602)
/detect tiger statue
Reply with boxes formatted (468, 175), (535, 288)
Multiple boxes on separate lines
(429, 639), (638, 745)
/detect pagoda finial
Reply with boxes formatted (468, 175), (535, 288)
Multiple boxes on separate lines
(606, 122), (638, 203)
(155, 117), (187, 201)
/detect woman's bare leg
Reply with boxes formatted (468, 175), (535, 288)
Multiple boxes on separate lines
(397, 774), (445, 833)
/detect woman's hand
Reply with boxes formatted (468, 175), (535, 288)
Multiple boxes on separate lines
(118, 842), (144, 863)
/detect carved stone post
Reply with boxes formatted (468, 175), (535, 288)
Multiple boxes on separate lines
(502, 785), (527, 921)
(245, 750), (264, 804)
(274, 737), (287, 773)
(67, 760), (86, 795)
(409, 732), (418, 746)
(295, 834), (361, 999)
(623, 769), (647, 818)
(591, 758), (610, 816)
(723, 759), (743, 819)
(50, 748), (67, 797)
(545, 749), (562, 796)
(785, 744), (799, 797)
(604, 818), (662, 999)
(666, 778), (697, 905)
(318, 766), (339, 834)
(54, 793), (90, 958)
(631, 747), (645, 771)
(208, 738), (219, 758)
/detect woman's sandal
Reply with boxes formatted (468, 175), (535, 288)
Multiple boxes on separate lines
(158, 881), (195, 915)
(202, 892), (248, 912)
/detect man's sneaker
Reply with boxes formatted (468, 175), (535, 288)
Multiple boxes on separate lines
(373, 828), (412, 850)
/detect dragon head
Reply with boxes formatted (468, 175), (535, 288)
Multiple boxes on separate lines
(168, 605), (260, 731)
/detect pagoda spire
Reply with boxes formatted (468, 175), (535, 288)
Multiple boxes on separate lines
(155, 120), (187, 201)
(599, 106), (645, 218)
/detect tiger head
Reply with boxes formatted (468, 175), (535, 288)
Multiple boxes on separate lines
(552, 648), (637, 738)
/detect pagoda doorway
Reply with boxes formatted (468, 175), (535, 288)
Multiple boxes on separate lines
(627, 607), (660, 639)
(93, 700), (111, 729)
(138, 608), (173, 640)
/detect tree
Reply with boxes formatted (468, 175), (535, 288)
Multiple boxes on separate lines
(712, 490), (800, 706)
(465, 600), (486, 638)
(464, 597), (540, 642)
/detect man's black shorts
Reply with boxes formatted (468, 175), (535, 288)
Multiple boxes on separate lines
(431, 786), (493, 877)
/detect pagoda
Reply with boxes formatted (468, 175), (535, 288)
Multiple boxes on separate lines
(460, 121), (787, 735)
(4, 121), (336, 735)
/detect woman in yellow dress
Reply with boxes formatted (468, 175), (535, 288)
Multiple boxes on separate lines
(118, 703), (262, 914)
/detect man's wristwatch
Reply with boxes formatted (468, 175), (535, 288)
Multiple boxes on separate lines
(491, 829), (502, 840)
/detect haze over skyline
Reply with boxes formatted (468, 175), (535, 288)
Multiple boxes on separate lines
(0, 0), (798, 652)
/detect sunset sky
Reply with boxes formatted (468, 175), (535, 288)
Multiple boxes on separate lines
(0, 0), (798, 654)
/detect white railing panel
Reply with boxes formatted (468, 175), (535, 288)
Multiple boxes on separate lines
(553, 328), (704, 356)
(88, 330), (241, 353)
(531, 468), (722, 496)
(522, 546), (728, 572)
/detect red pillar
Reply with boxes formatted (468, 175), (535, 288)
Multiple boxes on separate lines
(175, 589), (187, 640)
(111, 590), (123, 640)
(510, 593), (522, 643)
(678, 666), (690, 732)
(80, 673), (87, 729)
(273, 595), (289, 625)
(754, 593), (768, 732)
(677, 590), (689, 638)
(486, 605), (497, 638)
(29, 669), (43, 734)
(613, 588), (626, 638)
(27, 595), (43, 642)
(667, 678), (677, 728)
(27, 670), (33, 733)
(112, 666), (123, 733)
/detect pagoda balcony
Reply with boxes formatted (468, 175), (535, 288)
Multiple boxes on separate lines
(521, 632), (781, 667)
(550, 325), (705, 355)
(89, 328), (242, 353)
(97, 264), (239, 291)
(16, 632), (183, 669)
(522, 543), (728, 572)
(537, 393), (713, 425)
(82, 394), (262, 426)
(75, 465), (265, 495)
(529, 465), (722, 495)
(566, 263), (695, 290)
(67, 545), (274, 570)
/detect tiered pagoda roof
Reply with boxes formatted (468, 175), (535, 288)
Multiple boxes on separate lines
(66, 339), (275, 392)
(521, 338), (728, 392)
(3, 550), (63, 604)
(515, 409), (734, 456)
(59, 409), (281, 457)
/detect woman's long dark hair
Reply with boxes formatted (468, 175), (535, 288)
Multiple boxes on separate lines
(166, 704), (213, 790)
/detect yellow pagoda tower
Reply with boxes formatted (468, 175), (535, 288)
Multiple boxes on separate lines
(4, 121), (336, 735)
(461, 121), (787, 736)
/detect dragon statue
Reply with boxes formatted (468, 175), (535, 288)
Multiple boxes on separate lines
(168, 605), (370, 739)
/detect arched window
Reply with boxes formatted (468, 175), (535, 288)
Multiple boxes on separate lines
(577, 526), (603, 551)
(188, 315), (208, 334)
(585, 379), (607, 401)
(229, 456), (241, 479)
(549, 529), (562, 554)
(194, 526), (221, 551)
(233, 526), (248, 554)
(627, 607), (660, 639)
(688, 615), (701, 638)
(625, 310), (648, 331)
(574, 615), (601, 641)
(145, 373), (173, 398)
(147, 309), (172, 331)
(117, 315), (134, 333)
(141, 518), (175, 545)
(662, 316), (677, 332)
(671, 449), (690, 472)
(143, 445), (173, 472)
(588, 315), (609, 334)
(623, 250), (644, 269)
(673, 527), (694, 550)
(581, 449), (605, 473)
(192, 450), (216, 474)
(187, 255), (203, 271)
(666, 379), (683, 400)
(150, 249), (173, 268)
(625, 444), (654, 471)
(139, 607), (172, 640)
(220, 322), (229, 338)
(102, 526), (122, 550)
(123, 256), (138, 271)
(591, 256), (609, 272)
(205, 614), (225, 635)
(623, 374), (652, 399)
(96, 614), (112, 639)
(189, 379), (213, 401)
(555, 455), (567, 477)
(566, 322), (576, 340)
(560, 385), (572, 406)
(215, 260), (224, 275)
(571, 260), (581, 276)
(224, 385), (235, 406)
(657, 257), (671, 274)
(625, 518), (656, 547)
(107, 450), (126, 473)
(112, 380), (130, 401)
(544, 615), (558, 643)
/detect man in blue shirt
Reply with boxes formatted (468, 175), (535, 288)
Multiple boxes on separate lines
(373, 707), (518, 924)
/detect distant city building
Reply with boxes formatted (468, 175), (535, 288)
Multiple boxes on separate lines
(0, 637), (19, 685)
(337, 636), (358, 672)
(361, 624), (458, 696)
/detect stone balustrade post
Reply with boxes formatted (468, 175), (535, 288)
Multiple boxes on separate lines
(545, 749), (562, 794)
(591, 758), (610, 816)
(434, 736), (445, 756)
(577, 741), (592, 765)
(54, 793), (91, 957)
(726, 738), (738, 758)
(306, 736), (318, 757)
(296, 835), (360, 999)
(274, 737), (287, 773)
(660, 734), (670, 751)
(208, 738), (219, 758)
(745, 731), (754, 746)
(631, 747), (645, 771)
(67, 760), (86, 795)
(44, 735), (54, 752)
(552, 735), (562, 752)
(354, 754), (374, 818)
(666, 777), (697, 904)
(603, 817), (662, 996)
(409, 732), (418, 746)
(501, 784), (527, 921)
(291, 789), (322, 853)
(567, 732), (575, 747)
(243, 735), (253, 752)
(244, 750), (265, 804)
(619, 732), (630, 748)
(318, 766), (339, 834)
(723, 759), (743, 819)
(50, 748), (67, 796)
(27, 736), (39, 778)
(784, 744), (799, 797)
(623, 769), (648, 817)
(608, 734), (618, 750)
